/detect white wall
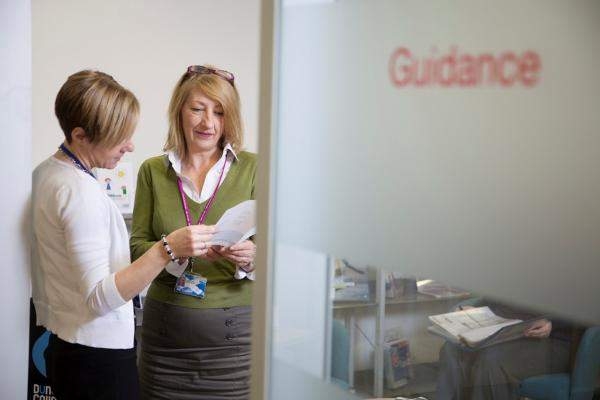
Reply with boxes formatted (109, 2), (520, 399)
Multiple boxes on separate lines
(0, 1), (32, 398)
(33, 0), (261, 173)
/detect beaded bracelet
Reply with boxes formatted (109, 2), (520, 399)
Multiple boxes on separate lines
(160, 234), (177, 262)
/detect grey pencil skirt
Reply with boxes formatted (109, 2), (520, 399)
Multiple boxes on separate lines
(139, 297), (251, 400)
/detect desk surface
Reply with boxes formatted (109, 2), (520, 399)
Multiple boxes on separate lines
(333, 293), (470, 309)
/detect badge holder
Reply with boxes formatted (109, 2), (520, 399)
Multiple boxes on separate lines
(174, 259), (207, 299)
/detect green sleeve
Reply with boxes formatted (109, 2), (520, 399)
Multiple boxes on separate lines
(250, 155), (257, 241)
(130, 160), (157, 261)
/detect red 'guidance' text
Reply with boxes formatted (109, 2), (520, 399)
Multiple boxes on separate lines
(389, 46), (541, 88)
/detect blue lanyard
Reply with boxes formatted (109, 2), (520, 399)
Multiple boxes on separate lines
(58, 144), (96, 179)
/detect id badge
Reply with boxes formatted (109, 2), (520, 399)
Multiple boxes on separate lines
(174, 271), (207, 299)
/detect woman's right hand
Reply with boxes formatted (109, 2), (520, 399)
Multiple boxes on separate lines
(166, 225), (216, 259)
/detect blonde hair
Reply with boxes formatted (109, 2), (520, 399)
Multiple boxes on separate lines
(55, 70), (139, 148)
(164, 66), (243, 160)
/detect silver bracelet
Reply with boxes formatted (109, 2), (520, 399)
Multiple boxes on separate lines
(160, 234), (177, 262)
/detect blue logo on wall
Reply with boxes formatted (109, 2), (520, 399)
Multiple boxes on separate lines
(32, 330), (51, 377)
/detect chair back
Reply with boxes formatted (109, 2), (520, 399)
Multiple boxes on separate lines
(570, 326), (600, 400)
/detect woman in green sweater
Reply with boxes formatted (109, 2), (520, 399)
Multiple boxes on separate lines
(130, 65), (257, 399)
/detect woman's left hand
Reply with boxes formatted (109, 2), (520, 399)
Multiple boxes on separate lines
(211, 240), (256, 266)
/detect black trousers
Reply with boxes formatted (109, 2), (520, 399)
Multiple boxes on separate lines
(436, 337), (570, 400)
(46, 334), (140, 400)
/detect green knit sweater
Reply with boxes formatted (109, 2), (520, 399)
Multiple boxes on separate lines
(130, 152), (256, 309)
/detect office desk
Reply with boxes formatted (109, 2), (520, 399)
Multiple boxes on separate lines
(334, 269), (470, 398)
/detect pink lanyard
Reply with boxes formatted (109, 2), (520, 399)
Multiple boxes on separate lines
(176, 157), (228, 226)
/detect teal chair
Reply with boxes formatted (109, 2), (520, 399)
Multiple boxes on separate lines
(331, 319), (351, 389)
(519, 326), (600, 400)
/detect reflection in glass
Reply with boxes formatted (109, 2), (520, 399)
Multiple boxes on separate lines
(326, 257), (591, 400)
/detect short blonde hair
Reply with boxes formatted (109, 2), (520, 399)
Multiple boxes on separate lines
(164, 66), (243, 160)
(55, 70), (139, 148)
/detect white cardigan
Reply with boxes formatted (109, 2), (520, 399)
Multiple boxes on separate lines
(32, 156), (133, 349)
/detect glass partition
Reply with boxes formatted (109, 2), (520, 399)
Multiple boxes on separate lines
(264, 1), (600, 399)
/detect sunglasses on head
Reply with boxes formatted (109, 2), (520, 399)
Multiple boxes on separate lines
(186, 65), (235, 85)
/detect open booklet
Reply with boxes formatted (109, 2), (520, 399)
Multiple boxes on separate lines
(211, 200), (256, 247)
(427, 306), (544, 349)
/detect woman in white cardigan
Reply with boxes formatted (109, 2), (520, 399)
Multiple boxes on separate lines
(31, 70), (215, 400)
